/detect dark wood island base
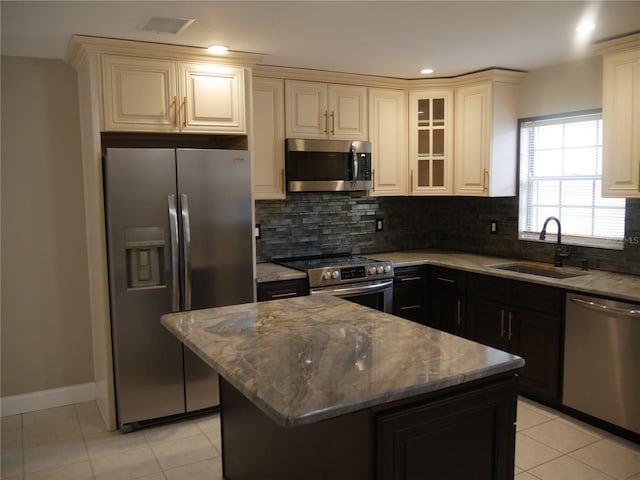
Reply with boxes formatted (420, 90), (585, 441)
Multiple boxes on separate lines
(220, 372), (518, 480)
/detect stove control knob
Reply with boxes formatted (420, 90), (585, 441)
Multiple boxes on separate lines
(368, 266), (377, 275)
(323, 271), (332, 280)
(384, 264), (391, 273)
(331, 270), (340, 280)
(376, 266), (384, 274)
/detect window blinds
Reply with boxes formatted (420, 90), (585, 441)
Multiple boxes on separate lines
(519, 112), (625, 247)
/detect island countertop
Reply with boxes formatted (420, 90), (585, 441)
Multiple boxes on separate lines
(161, 294), (524, 427)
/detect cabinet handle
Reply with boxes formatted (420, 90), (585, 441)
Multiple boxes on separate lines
(281, 168), (286, 194)
(508, 311), (513, 340)
(182, 96), (187, 128)
(436, 277), (455, 284)
(271, 292), (299, 299)
(400, 276), (423, 282)
(500, 309), (505, 337)
(410, 169), (414, 193)
(400, 305), (422, 311)
(323, 110), (328, 134)
(483, 169), (488, 192)
(457, 299), (462, 326)
(372, 169), (375, 193)
(172, 96), (178, 128)
(330, 111), (335, 135)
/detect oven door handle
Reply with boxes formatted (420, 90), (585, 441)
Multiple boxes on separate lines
(310, 279), (393, 296)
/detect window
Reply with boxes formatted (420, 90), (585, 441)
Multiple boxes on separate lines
(519, 110), (626, 249)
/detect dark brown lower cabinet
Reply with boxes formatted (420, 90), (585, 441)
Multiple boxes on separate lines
(377, 377), (517, 480)
(220, 374), (518, 480)
(466, 274), (562, 402)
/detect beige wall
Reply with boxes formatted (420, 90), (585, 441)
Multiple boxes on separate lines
(1, 56), (93, 396)
(519, 55), (603, 118)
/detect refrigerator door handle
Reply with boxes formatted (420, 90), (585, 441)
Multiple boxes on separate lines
(168, 194), (180, 312)
(180, 193), (192, 310)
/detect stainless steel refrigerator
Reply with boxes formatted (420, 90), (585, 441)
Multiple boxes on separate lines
(104, 147), (254, 429)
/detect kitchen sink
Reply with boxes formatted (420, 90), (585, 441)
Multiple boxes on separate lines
(489, 262), (588, 279)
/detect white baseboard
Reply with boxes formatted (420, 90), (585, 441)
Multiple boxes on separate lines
(1, 382), (96, 417)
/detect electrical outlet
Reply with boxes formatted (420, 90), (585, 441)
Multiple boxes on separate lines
(255, 224), (261, 239)
(490, 220), (499, 234)
(376, 218), (384, 232)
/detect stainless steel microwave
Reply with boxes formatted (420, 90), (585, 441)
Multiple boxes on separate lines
(285, 139), (372, 192)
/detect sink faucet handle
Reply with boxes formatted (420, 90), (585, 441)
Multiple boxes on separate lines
(554, 244), (570, 267)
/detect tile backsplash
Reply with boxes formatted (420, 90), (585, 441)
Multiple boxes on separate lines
(255, 193), (640, 276)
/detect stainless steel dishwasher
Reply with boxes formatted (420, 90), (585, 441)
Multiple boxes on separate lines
(564, 293), (640, 434)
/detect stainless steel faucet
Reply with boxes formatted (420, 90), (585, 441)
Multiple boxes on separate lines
(539, 216), (570, 267)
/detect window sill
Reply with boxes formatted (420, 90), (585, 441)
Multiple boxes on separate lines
(519, 233), (624, 251)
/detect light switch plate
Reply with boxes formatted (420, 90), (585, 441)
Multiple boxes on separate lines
(376, 218), (384, 232)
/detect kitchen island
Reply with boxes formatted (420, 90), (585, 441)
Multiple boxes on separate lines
(161, 294), (524, 480)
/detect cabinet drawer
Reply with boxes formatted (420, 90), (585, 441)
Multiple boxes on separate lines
(394, 266), (428, 290)
(431, 267), (466, 291)
(257, 279), (308, 302)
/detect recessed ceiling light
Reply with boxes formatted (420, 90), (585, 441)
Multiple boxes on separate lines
(207, 45), (229, 55)
(420, 68), (434, 75)
(576, 21), (595, 35)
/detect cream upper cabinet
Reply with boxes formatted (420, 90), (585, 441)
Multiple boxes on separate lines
(285, 80), (368, 140)
(102, 55), (178, 132)
(179, 63), (245, 133)
(454, 80), (519, 197)
(408, 89), (453, 195)
(369, 88), (408, 196)
(252, 77), (286, 199)
(601, 46), (640, 198)
(102, 55), (246, 134)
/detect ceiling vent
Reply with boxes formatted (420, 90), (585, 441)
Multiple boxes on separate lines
(142, 17), (195, 34)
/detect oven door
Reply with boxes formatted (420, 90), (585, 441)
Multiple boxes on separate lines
(310, 279), (393, 313)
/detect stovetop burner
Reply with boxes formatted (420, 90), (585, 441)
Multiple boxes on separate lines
(275, 254), (394, 288)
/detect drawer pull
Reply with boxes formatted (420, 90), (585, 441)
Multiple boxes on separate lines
(400, 276), (423, 282)
(271, 292), (299, 299)
(400, 305), (422, 311)
(436, 277), (456, 284)
(500, 309), (505, 337)
(457, 299), (462, 326)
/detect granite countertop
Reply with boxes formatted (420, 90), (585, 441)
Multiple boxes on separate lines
(256, 262), (307, 283)
(161, 294), (523, 427)
(257, 250), (640, 304)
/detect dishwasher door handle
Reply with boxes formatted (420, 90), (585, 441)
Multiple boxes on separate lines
(570, 297), (640, 318)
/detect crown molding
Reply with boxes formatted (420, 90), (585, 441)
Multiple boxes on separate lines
(65, 35), (265, 68)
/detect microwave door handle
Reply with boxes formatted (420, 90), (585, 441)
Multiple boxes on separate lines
(351, 144), (358, 187)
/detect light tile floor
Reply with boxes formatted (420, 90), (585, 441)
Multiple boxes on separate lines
(1, 397), (638, 479)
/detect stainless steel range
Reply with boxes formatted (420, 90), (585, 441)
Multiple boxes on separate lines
(276, 255), (394, 313)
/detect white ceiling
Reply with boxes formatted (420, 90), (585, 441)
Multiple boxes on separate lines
(2, 1), (640, 79)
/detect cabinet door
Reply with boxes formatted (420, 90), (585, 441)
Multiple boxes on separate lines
(102, 55), (178, 132)
(179, 63), (245, 133)
(369, 88), (409, 196)
(602, 49), (640, 197)
(467, 297), (510, 352)
(252, 77), (286, 199)
(454, 81), (518, 197)
(328, 85), (368, 140)
(432, 290), (465, 337)
(454, 82), (490, 196)
(285, 80), (328, 138)
(377, 378), (517, 480)
(408, 89), (453, 195)
(511, 307), (561, 400)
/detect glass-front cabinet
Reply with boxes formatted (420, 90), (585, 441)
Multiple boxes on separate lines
(409, 89), (453, 194)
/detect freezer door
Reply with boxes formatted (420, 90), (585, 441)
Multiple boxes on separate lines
(104, 148), (186, 426)
(176, 149), (254, 411)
